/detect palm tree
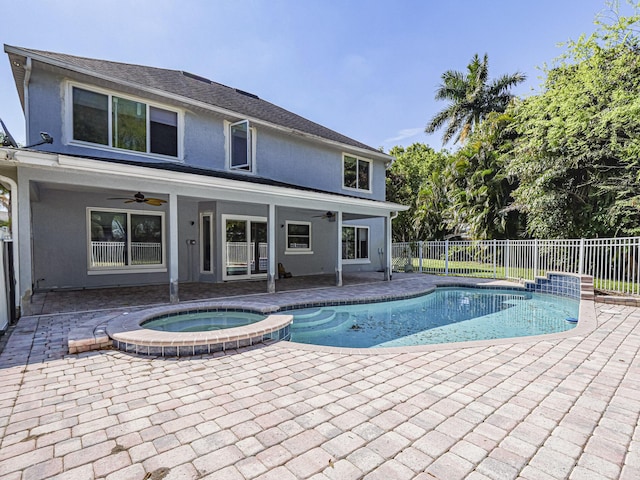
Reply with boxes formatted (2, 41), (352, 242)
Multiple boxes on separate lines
(425, 53), (525, 145)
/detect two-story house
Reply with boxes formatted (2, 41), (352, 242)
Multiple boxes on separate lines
(0, 45), (406, 314)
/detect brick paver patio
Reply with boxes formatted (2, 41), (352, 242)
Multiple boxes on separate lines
(1, 277), (639, 479)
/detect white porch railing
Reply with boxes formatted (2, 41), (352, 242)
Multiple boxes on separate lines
(90, 241), (162, 267)
(393, 237), (640, 296)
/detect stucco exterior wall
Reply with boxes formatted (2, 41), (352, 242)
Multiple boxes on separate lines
(26, 67), (388, 202)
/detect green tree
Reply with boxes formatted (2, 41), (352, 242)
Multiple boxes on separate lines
(425, 53), (526, 145)
(386, 144), (451, 241)
(510, 2), (640, 238)
(447, 111), (525, 239)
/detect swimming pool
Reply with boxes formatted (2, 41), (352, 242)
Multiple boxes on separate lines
(288, 287), (578, 348)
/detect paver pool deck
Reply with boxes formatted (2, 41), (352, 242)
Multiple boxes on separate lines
(1, 275), (639, 479)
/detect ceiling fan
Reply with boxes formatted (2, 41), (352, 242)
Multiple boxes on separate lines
(313, 211), (336, 222)
(108, 192), (167, 206)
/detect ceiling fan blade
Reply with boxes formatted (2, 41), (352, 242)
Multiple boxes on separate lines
(313, 211), (335, 218)
(124, 199), (136, 203)
(107, 197), (133, 200)
(144, 198), (166, 206)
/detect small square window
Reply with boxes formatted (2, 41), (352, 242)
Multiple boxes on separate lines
(286, 221), (312, 253)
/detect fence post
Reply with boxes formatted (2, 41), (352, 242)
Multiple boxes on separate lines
(418, 241), (423, 273)
(492, 239), (497, 279)
(445, 240), (449, 276)
(534, 239), (539, 278)
(505, 239), (510, 280)
(578, 238), (585, 275)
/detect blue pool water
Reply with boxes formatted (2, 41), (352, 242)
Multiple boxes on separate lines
(288, 288), (578, 348)
(142, 311), (266, 332)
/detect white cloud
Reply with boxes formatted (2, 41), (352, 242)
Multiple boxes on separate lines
(384, 127), (424, 144)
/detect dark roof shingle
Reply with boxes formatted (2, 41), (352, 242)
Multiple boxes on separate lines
(6, 45), (385, 156)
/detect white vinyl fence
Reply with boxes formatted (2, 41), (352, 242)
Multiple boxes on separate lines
(393, 237), (640, 296)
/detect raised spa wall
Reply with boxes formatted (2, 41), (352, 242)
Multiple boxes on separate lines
(523, 272), (590, 300)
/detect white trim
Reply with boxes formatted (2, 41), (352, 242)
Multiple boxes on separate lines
(0, 175), (20, 308)
(66, 81), (184, 160)
(342, 259), (371, 265)
(221, 214), (268, 281)
(225, 120), (257, 173)
(5, 46), (392, 163)
(86, 206), (166, 273)
(342, 153), (372, 193)
(87, 267), (167, 275)
(6, 150), (408, 216)
(285, 220), (312, 254)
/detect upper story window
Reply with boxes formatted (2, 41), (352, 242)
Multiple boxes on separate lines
(343, 154), (371, 192)
(227, 120), (256, 172)
(71, 86), (179, 158)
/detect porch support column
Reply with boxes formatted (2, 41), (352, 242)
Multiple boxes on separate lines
(17, 176), (32, 309)
(336, 211), (343, 286)
(267, 203), (276, 293)
(169, 193), (179, 303)
(384, 213), (392, 281)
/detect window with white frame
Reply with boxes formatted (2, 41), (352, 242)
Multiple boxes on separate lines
(286, 221), (312, 253)
(88, 208), (165, 272)
(228, 120), (256, 171)
(342, 226), (369, 262)
(343, 154), (371, 191)
(71, 85), (179, 158)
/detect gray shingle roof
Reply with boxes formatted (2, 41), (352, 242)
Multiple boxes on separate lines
(5, 45), (386, 156)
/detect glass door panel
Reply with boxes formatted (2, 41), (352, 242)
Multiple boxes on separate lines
(252, 222), (268, 274)
(226, 219), (248, 277)
(201, 213), (213, 273)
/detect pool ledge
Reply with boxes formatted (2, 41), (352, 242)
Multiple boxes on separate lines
(103, 304), (293, 356)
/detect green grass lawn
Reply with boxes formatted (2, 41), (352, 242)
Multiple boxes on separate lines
(395, 258), (639, 295)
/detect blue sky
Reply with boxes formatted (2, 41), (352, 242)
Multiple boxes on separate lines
(0, 0), (631, 151)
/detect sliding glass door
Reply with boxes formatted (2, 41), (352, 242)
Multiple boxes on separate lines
(222, 215), (268, 280)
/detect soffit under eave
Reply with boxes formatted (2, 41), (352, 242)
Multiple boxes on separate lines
(7, 53), (26, 111)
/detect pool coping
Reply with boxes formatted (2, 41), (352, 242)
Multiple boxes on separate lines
(69, 273), (597, 356)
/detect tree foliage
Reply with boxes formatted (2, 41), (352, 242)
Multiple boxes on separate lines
(389, 2), (640, 241)
(447, 112), (525, 239)
(509, 3), (640, 237)
(425, 53), (525, 145)
(386, 144), (449, 241)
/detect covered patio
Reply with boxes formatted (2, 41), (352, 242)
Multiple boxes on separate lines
(25, 272), (403, 315)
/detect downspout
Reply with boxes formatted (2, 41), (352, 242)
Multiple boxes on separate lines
(24, 57), (32, 144)
(384, 211), (399, 281)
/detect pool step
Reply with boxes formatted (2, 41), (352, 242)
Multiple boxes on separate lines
(291, 312), (352, 334)
(291, 309), (337, 327)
